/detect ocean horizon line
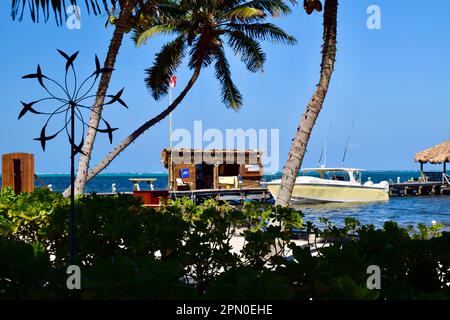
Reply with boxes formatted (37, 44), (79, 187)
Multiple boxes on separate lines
(25, 169), (423, 176)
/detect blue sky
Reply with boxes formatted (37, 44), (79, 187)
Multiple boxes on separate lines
(0, 0), (449, 174)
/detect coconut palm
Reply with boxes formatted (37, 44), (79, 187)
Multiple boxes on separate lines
(72, 1), (168, 196)
(11, 1), (129, 198)
(275, 0), (338, 206)
(81, 0), (296, 184)
(11, 1), (148, 198)
(11, 1), (179, 198)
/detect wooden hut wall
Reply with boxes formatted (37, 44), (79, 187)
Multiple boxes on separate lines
(2, 153), (34, 193)
(172, 163), (196, 190)
(239, 163), (263, 188)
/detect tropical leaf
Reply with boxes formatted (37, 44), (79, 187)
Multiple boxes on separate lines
(226, 30), (266, 72)
(138, 0), (296, 108)
(10, 0), (111, 25)
(226, 23), (297, 45)
(187, 32), (218, 69)
(221, 7), (265, 22)
(214, 43), (243, 110)
(145, 35), (186, 100)
(133, 24), (176, 47)
(231, 0), (292, 17)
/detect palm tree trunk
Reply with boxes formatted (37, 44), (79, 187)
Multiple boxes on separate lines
(84, 66), (201, 183)
(73, 0), (136, 196)
(275, 0), (338, 207)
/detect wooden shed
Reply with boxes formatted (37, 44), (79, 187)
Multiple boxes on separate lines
(161, 149), (264, 191)
(2, 153), (35, 194)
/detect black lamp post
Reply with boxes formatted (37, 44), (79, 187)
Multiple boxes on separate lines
(20, 50), (127, 264)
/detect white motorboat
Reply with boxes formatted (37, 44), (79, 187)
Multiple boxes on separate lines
(266, 168), (390, 204)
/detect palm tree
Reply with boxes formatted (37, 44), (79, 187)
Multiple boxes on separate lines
(72, 1), (162, 196)
(275, 0), (338, 206)
(80, 0), (296, 185)
(11, 1), (136, 199)
(11, 1), (147, 198)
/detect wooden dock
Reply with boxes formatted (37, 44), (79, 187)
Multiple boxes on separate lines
(389, 181), (450, 197)
(170, 187), (272, 204)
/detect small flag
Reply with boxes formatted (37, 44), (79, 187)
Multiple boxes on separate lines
(169, 75), (177, 88)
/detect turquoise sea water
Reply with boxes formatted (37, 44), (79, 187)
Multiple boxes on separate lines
(3, 171), (450, 230)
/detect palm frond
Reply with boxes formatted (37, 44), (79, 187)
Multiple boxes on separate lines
(230, 0), (292, 17)
(136, 0), (295, 109)
(225, 30), (266, 72)
(188, 32), (219, 69)
(10, 0), (111, 25)
(133, 24), (176, 47)
(214, 43), (243, 110)
(220, 7), (265, 22)
(226, 22), (297, 45)
(144, 35), (186, 100)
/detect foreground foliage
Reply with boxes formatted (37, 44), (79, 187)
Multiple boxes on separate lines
(0, 187), (449, 299)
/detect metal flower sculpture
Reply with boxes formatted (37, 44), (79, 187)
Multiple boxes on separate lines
(19, 49), (127, 263)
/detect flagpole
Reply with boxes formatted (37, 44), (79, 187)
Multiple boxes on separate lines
(169, 86), (173, 190)
(169, 88), (173, 150)
(168, 75), (176, 191)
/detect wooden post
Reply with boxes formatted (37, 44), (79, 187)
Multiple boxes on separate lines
(213, 164), (219, 190)
(420, 162), (424, 181)
(442, 162), (445, 184)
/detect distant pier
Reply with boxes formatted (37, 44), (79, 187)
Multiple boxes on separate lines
(389, 181), (450, 197)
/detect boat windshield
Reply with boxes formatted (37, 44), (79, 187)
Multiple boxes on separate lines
(301, 169), (362, 183)
(323, 171), (351, 182)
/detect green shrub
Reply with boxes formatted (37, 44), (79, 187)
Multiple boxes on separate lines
(0, 237), (66, 299)
(1, 189), (449, 300)
(0, 187), (67, 250)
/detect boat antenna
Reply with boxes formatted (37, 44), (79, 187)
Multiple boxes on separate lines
(318, 150), (324, 167)
(319, 122), (333, 167)
(342, 120), (355, 167)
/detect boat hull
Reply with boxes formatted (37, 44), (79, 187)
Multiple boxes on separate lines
(267, 183), (389, 204)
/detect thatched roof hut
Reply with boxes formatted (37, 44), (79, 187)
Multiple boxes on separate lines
(414, 140), (450, 164)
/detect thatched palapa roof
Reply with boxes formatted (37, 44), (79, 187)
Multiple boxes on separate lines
(414, 140), (450, 164)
